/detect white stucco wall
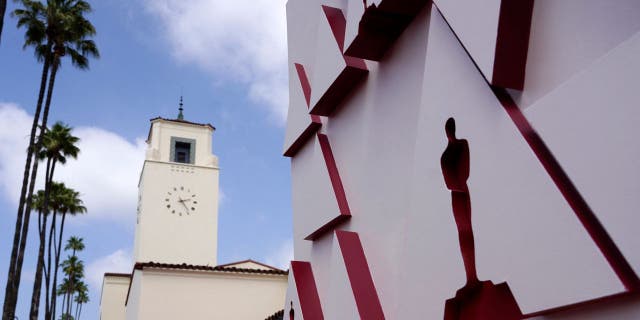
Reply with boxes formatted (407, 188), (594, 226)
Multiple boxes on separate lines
(100, 275), (130, 320)
(127, 268), (287, 320)
(285, 1), (640, 319)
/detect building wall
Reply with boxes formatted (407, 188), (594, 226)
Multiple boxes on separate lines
(130, 269), (287, 320)
(284, 1), (640, 319)
(100, 275), (130, 320)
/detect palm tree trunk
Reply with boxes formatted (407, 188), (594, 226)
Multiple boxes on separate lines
(2, 49), (51, 320)
(60, 292), (66, 318)
(49, 212), (67, 320)
(29, 159), (55, 320)
(76, 303), (82, 320)
(29, 212), (48, 320)
(17, 54), (59, 320)
(0, 0), (6, 43)
(44, 209), (57, 320)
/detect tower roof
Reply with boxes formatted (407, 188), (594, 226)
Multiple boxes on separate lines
(146, 117), (215, 143)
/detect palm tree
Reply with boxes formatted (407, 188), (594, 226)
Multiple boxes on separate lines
(27, 185), (61, 320)
(49, 198), (85, 320)
(4, 2), (98, 319)
(29, 122), (80, 320)
(72, 281), (88, 320)
(60, 254), (84, 319)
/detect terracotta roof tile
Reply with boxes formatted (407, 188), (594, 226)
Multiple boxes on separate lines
(265, 310), (284, 320)
(134, 262), (289, 275)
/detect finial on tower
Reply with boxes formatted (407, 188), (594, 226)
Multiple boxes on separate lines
(178, 96), (184, 120)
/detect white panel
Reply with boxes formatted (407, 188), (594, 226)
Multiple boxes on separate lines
(291, 137), (341, 240)
(526, 30), (640, 278)
(309, 6), (349, 109)
(282, 63), (316, 155)
(432, 0), (501, 83)
(408, 8), (622, 314)
(519, 0), (640, 108)
(284, 0), (322, 153)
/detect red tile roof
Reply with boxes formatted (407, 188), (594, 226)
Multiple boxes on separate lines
(134, 262), (289, 275)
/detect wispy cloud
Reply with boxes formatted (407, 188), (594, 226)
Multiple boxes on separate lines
(0, 103), (146, 224)
(142, 0), (289, 124)
(264, 239), (293, 270)
(86, 248), (133, 289)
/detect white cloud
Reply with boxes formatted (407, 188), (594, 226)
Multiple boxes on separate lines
(86, 249), (132, 289)
(142, 0), (289, 124)
(0, 103), (146, 224)
(264, 239), (293, 270)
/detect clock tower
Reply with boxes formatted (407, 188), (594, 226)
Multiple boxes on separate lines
(134, 104), (219, 266)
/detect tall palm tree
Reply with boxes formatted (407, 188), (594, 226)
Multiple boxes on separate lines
(49, 196), (85, 320)
(60, 253), (84, 319)
(29, 122), (80, 320)
(4, 2), (98, 319)
(72, 281), (87, 320)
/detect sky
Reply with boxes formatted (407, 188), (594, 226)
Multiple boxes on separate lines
(0, 0), (291, 319)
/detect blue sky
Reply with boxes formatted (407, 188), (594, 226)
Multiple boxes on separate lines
(0, 0), (291, 319)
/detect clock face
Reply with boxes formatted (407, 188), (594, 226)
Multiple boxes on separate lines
(165, 186), (198, 216)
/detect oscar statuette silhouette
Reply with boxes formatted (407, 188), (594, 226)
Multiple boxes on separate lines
(441, 118), (523, 320)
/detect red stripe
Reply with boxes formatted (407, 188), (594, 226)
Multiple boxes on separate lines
(321, 5), (347, 52)
(336, 230), (386, 320)
(284, 63), (322, 158)
(317, 133), (351, 216)
(291, 261), (325, 320)
(493, 87), (640, 292)
(294, 63), (312, 107)
(492, 0), (534, 89)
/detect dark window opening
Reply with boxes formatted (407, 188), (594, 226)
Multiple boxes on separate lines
(174, 141), (191, 163)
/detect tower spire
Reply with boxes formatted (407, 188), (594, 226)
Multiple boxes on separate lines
(178, 96), (184, 120)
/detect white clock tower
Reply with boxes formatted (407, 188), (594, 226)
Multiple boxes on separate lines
(134, 103), (219, 266)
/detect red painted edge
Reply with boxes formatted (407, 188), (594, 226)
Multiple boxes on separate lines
(345, 0), (429, 61)
(291, 261), (325, 320)
(321, 5), (347, 52)
(491, 0), (534, 90)
(310, 5), (368, 116)
(283, 121), (322, 158)
(303, 133), (352, 240)
(284, 63), (322, 158)
(304, 214), (350, 241)
(335, 230), (386, 320)
(317, 133), (351, 216)
(294, 63), (312, 107)
(493, 87), (640, 292)
(436, 4), (640, 294)
(523, 291), (638, 318)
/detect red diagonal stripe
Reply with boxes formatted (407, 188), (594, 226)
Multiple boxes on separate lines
(493, 87), (640, 292)
(336, 230), (386, 320)
(291, 261), (325, 320)
(295, 63), (312, 107)
(317, 133), (351, 216)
